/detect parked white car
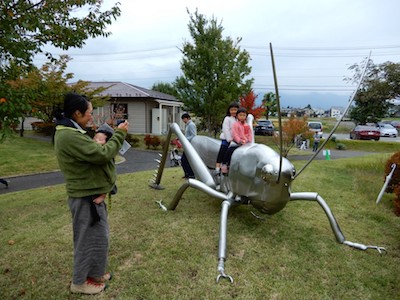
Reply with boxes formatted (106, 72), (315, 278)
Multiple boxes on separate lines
(376, 123), (398, 137)
(307, 121), (323, 138)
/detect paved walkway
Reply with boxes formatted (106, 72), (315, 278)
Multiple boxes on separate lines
(0, 148), (166, 195)
(0, 139), (371, 195)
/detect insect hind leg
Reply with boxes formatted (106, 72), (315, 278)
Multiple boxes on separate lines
(290, 192), (386, 254)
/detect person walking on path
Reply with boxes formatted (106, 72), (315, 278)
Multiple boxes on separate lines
(312, 132), (321, 152)
(180, 112), (196, 179)
(54, 93), (129, 295)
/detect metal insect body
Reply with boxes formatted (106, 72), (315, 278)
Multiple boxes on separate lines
(150, 46), (385, 283)
(151, 120), (385, 283)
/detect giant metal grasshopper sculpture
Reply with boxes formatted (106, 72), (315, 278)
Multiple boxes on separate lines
(150, 46), (385, 283)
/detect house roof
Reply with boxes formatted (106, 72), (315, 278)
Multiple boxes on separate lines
(330, 106), (345, 111)
(86, 81), (181, 102)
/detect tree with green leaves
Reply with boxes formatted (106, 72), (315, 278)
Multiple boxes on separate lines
(346, 60), (400, 124)
(261, 92), (277, 119)
(6, 55), (109, 132)
(175, 9), (253, 135)
(0, 62), (32, 139)
(0, 0), (121, 140)
(3, 56), (110, 139)
(151, 81), (180, 98)
(1, 0), (121, 67)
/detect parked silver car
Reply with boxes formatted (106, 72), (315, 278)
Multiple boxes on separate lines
(376, 123), (398, 137)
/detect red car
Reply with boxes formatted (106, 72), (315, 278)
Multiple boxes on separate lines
(390, 121), (400, 130)
(350, 125), (380, 141)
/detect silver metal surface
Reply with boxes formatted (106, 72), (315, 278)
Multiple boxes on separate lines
(229, 143), (294, 215)
(150, 108), (385, 282)
(376, 163), (397, 204)
(290, 192), (385, 253)
(217, 198), (235, 283)
(269, 43), (284, 183)
(171, 123), (216, 188)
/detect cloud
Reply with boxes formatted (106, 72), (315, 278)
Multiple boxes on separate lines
(34, 0), (400, 109)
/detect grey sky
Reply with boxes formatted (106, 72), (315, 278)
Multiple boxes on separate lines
(35, 0), (400, 109)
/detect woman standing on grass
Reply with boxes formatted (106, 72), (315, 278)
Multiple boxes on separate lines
(54, 93), (129, 295)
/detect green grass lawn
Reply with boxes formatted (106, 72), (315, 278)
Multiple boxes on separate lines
(1, 131), (398, 177)
(0, 153), (399, 299)
(0, 135), (59, 177)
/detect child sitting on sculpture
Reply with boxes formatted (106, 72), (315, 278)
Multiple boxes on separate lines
(221, 107), (253, 174)
(215, 102), (239, 174)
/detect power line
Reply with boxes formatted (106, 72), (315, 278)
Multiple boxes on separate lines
(32, 42), (399, 90)
(253, 86), (354, 92)
(35, 43), (400, 58)
(249, 51), (400, 58)
(245, 44), (400, 51)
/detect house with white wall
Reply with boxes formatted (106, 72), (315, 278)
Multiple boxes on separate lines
(330, 106), (345, 118)
(87, 81), (184, 135)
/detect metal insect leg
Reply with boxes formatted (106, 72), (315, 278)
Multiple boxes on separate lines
(217, 195), (235, 283)
(376, 163), (397, 204)
(157, 178), (228, 211)
(149, 127), (171, 190)
(155, 177), (236, 282)
(290, 192), (386, 254)
(150, 123), (216, 191)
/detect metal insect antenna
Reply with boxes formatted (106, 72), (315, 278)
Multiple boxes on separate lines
(294, 51), (372, 179)
(269, 43), (283, 184)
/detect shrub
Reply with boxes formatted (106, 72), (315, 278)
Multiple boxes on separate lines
(30, 121), (43, 130)
(126, 134), (140, 147)
(384, 151), (400, 216)
(159, 138), (166, 149)
(31, 122), (56, 135)
(144, 134), (152, 149)
(144, 134), (161, 149)
(150, 136), (161, 149)
(336, 143), (347, 150)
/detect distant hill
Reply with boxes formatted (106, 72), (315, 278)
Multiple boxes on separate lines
(255, 91), (349, 110)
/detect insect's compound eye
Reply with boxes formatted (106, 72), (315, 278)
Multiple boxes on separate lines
(261, 164), (276, 182)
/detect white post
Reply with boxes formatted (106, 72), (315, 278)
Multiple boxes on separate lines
(159, 102), (162, 135)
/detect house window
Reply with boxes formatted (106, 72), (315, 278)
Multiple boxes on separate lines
(112, 103), (128, 122)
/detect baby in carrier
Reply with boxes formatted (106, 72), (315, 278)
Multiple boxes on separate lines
(92, 123), (118, 204)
